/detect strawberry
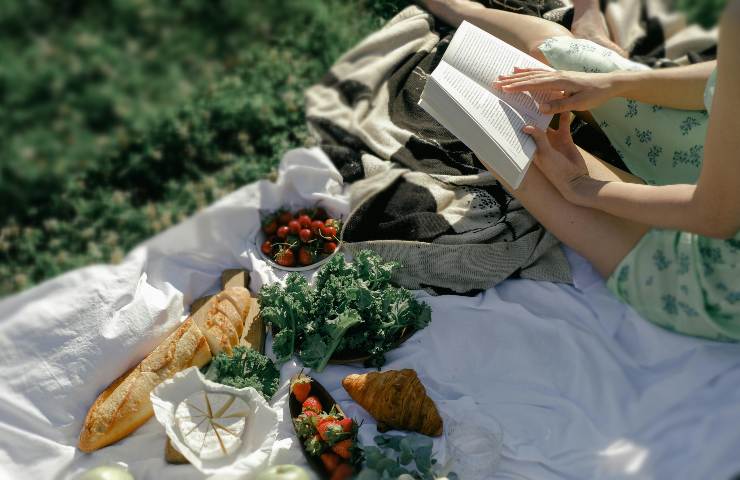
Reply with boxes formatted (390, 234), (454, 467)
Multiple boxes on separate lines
(275, 247), (295, 267)
(302, 396), (322, 414)
(331, 439), (353, 459)
(330, 463), (354, 480)
(320, 452), (340, 473)
(290, 373), (312, 403)
(317, 418), (344, 443)
(338, 417), (354, 433)
(304, 433), (325, 456)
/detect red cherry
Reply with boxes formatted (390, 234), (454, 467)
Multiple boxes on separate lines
(261, 240), (272, 255)
(277, 225), (289, 239)
(323, 241), (338, 254)
(321, 225), (337, 238)
(262, 220), (277, 235)
(298, 214), (312, 228)
(311, 220), (324, 235)
(288, 219), (301, 234)
(298, 247), (313, 266)
(299, 228), (313, 243)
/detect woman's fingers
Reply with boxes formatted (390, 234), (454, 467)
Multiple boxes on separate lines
(539, 93), (588, 114)
(559, 111), (574, 132)
(551, 112), (574, 143)
(512, 67), (548, 74)
(497, 70), (549, 81)
(499, 77), (570, 92)
(523, 125), (552, 154)
(497, 68), (549, 81)
(495, 72), (551, 86)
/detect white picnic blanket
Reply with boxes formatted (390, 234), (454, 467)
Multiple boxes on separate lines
(1, 148), (739, 480)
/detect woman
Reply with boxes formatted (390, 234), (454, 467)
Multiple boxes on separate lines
(422, 0), (740, 340)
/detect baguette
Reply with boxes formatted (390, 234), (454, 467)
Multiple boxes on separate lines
(78, 286), (252, 452)
(192, 287), (252, 356)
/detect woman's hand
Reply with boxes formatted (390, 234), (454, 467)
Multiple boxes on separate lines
(523, 113), (591, 202)
(494, 68), (621, 114)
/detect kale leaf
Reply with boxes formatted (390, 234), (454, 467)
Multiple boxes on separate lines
(258, 250), (432, 371)
(204, 346), (280, 399)
(299, 309), (363, 372)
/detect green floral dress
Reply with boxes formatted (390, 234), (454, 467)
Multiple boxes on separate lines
(539, 37), (740, 341)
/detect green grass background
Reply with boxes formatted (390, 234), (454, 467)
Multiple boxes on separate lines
(0, 0), (725, 296)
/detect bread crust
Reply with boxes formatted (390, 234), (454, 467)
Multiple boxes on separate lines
(78, 286), (251, 452)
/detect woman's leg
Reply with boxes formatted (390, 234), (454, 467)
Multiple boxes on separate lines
(420, 1), (648, 278)
(503, 146), (648, 278)
(420, 0), (573, 62)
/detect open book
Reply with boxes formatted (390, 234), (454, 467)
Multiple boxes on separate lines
(419, 21), (555, 189)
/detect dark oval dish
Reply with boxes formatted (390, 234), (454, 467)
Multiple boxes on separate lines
(289, 378), (345, 479)
(328, 327), (415, 364)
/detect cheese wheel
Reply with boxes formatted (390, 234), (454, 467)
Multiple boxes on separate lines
(175, 391), (248, 459)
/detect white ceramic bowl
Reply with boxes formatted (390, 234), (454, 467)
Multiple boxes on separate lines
(253, 205), (343, 272)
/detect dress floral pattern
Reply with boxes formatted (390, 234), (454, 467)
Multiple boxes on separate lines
(540, 37), (740, 341)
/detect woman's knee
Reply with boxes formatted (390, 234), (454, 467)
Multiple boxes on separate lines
(525, 22), (572, 62)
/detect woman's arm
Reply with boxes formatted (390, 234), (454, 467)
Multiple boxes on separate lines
(572, 3), (740, 238)
(523, 2), (740, 239)
(568, 180), (738, 239)
(610, 61), (717, 110)
(495, 61), (716, 112)
(527, 115), (739, 239)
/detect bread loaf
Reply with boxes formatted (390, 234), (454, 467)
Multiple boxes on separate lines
(191, 288), (251, 356)
(78, 286), (252, 452)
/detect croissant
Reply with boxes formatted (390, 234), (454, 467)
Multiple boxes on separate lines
(342, 369), (443, 436)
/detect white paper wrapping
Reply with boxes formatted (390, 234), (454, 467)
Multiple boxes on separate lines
(150, 367), (279, 475)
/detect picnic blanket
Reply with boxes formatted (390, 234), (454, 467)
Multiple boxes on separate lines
(2, 148), (740, 480)
(305, 1), (717, 294)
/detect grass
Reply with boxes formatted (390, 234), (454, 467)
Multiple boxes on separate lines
(0, 0), (722, 296)
(0, 0), (407, 295)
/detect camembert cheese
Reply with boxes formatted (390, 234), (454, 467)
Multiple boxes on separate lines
(175, 391), (248, 459)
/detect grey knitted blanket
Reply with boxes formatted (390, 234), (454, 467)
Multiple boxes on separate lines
(304, 2), (716, 294)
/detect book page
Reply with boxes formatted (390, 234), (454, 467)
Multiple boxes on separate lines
(431, 61), (535, 170)
(442, 21), (553, 130)
(419, 77), (523, 188)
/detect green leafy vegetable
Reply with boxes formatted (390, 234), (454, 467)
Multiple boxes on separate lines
(258, 250), (432, 370)
(204, 346), (280, 399)
(299, 309), (363, 372)
(356, 434), (457, 480)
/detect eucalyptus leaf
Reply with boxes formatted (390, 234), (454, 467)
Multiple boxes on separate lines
(361, 434), (456, 479)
